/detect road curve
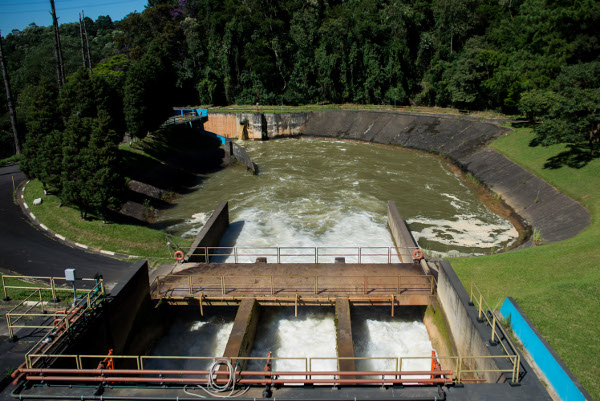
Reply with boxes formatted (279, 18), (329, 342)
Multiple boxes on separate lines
(0, 165), (130, 285)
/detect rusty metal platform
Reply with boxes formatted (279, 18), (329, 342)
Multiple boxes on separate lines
(151, 263), (434, 307)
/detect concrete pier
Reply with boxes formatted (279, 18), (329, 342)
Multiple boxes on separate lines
(222, 299), (261, 370)
(335, 298), (356, 374)
(187, 201), (229, 263)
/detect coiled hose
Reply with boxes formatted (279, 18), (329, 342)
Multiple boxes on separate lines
(184, 359), (250, 399)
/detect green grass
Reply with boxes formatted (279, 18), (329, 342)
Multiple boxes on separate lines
(450, 127), (600, 399)
(23, 179), (191, 260)
(192, 103), (509, 119)
(0, 153), (23, 167)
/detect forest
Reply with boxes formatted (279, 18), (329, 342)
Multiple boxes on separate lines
(0, 0), (599, 215)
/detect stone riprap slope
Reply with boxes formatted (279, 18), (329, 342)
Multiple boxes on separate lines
(301, 111), (590, 245)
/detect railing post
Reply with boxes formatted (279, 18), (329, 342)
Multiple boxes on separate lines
(2, 275), (8, 300)
(478, 294), (483, 321)
(491, 313), (497, 343)
(359, 247), (362, 264)
(51, 278), (57, 302)
(397, 276), (400, 293)
(277, 248), (281, 264)
(205, 247), (209, 263)
(469, 281), (473, 304)
(100, 279), (105, 297)
(391, 294), (394, 317)
(188, 275), (193, 295)
(388, 247), (391, 264)
(7, 315), (13, 339)
(234, 247), (238, 264)
(457, 356), (462, 384)
(363, 276), (367, 295)
(199, 292), (204, 316)
(156, 277), (161, 296)
(270, 276), (274, 296)
(314, 276), (318, 295)
(221, 276), (225, 295)
(314, 247), (317, 264)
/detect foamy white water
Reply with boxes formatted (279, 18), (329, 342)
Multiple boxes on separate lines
(146, 309), (235, 370)
(248, 308), (337, 379)
(352, 308), (434, 381)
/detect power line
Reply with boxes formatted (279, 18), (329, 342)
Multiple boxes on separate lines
(0, 0), (145, 14)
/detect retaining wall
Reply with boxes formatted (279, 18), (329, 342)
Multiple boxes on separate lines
(222, 299), (261, 370)
(187, 201), (230, 263)
(335, 298), (356, 374)
(301, 111), (590, 245)
(202, 112), (309, 140)
(436, 260), (500, 383)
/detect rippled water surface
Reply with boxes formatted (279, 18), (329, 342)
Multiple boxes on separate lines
(158, 138), (517, 256)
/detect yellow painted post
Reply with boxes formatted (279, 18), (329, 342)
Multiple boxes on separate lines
(397, 276), (400, 293)
(204, 247), (209, 263)
(469, 281), (473, 304)
(221, 276), (225, 295)
(188, 276), (193, 295)
(295, 293), (298, 317)
(156, 277), (161, 296)
(7, 315), (13, 339)
(478, 294), (483, 320)
(457, 356), (462, 384)
(363, 276), (367, 295)
(270, 276), (274, 296)
(391, 294), (395, 317)
(314, 276), (318, 295)
(2, 275), (8, 300)
(50, 278), (57, 301)
(491, 314), (497, 343)
(199, 293), (204, 316)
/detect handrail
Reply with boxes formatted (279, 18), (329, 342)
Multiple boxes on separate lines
(469, 281), (521, 383)
(2, 274), (99, 302)
(190, 246), (421, 264)
(153, 274), (435, 298)
(21, 353), (519, 384)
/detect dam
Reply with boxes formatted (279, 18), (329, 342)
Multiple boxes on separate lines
(5, 110), (587, 401)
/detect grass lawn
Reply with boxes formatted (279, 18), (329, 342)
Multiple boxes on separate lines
(450, 127), (600, 399)
(22, 179), (190, 261)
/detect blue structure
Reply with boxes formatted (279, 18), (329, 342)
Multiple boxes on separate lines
(500, 297), (591, 401)
(173, 108), (208, 118)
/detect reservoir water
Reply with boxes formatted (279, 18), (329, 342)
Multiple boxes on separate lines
(158, 138), (517, 256)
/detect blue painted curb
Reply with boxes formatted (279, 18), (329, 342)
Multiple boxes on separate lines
(500, 297), (593, 401)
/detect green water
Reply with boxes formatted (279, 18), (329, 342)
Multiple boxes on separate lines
(158, 138), (517, 257)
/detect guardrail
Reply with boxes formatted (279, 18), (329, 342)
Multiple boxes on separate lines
(470, 281), (521, 384)
(20, 353), (519, 384)
(189, 246), (421, 264)
(152, 274), (434, 298)
(2, 274), (101, 302)
(8, 280), (105, 342)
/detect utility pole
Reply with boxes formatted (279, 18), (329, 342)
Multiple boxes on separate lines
(0, 31), (20, 155)
(82, 10), (92, 76)
(79, 13), (86, 68)
(50, 0), (65, 87)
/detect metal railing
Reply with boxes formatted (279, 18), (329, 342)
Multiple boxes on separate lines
(2, 274), (101, 302)
(469, 281), (521, 383)
(190, 246), (421, 264)
(21, 353), (520, 384)
(152, 274), (434, 298)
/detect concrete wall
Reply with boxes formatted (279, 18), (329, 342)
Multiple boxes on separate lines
(387, 200), (419, 263)
(202, 112), (309, 140)
(63, 260), (165, 363)
(302, 111), (591, 245)
(222, 299), (261, 370)
(436, 260), (500, 383)
(187, 201), (230, 263)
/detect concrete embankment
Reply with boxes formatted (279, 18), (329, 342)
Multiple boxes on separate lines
(301, 111), (591, 245)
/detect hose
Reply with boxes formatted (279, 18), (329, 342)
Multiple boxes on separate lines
(183, 359), (250, 399)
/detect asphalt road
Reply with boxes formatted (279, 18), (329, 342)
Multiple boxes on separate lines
(0, 165), (130, 285)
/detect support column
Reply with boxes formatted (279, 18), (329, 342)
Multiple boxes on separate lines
(335, 298), (355, 374)
(222, 299), (260, 370)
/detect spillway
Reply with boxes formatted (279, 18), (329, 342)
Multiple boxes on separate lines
(158, 138), (517, 257)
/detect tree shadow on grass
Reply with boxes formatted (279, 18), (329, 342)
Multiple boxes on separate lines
(542, 143), (599, 170)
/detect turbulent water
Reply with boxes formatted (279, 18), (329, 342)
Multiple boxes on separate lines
(158, 138), (517, 257)
(145, 308), (236, 370)
(352, 307), (433, 379)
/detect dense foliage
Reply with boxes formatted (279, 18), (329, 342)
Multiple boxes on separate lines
(0, 0), (599, 208)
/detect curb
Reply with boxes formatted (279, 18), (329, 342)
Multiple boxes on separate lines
(17, 180), (142, 261)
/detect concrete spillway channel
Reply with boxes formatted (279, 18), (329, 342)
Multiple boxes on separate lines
(9, 201), (552, 401)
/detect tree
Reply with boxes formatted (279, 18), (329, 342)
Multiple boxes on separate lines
(0, 31), (20, 154)
(524, 62), (600, 155)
